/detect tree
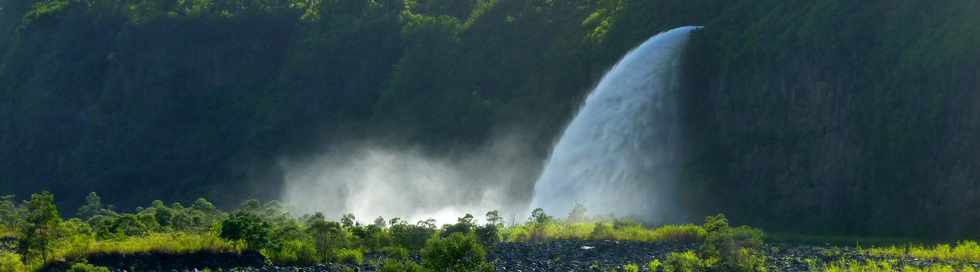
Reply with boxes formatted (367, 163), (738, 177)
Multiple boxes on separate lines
(341, 213), (356, 229)
(567, 203), (588, 223)
(530, 208), (552, 225)
(219, 212), (272, 251)
(18, 191), (61, 264)
(0, 195), (20, 230)
(76, 192), (104, 219)
(306, 213), (348, 261)
(374, 216), (387, 229)
(485, 210), (502, 228)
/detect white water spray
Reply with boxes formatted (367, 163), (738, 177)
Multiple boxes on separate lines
(529, 26), (699, 222)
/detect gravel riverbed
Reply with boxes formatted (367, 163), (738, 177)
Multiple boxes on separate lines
(65, 241), (980, 272)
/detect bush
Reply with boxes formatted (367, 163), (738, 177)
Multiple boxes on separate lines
(67, 261), (110, 272)
(336, 248), (364, 265)
(379, 259), (425, 272)
(0, 252), (26, 272)
(475, 224), (500, 246)
(219, 212), (272, 251)
(624, 263), (640, 272)
(264, 239), (318, 265)
(381, 246), (410, 260)
(664, 251), (707, 272)
(421, 232), (493, 272)
(699, 214), (766, 272)
(391, 223), (436, 251)
(648, 259), (662, 272)
(590, 222), (615, 240)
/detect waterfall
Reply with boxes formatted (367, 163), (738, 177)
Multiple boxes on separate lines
(529, 26), (700, 222)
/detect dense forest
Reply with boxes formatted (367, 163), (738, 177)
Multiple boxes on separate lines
(1, 0), (979, 239)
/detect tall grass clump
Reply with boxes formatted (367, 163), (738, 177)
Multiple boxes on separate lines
(83, 233), (240, 256)
(500, 219), (706, 243)
(821, 259), (978, 272)
(867, 241), (980, 263)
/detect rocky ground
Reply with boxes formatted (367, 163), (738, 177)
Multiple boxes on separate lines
(46, 241), (980, 272)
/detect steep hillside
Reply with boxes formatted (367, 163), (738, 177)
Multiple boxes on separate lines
(1, 0), (978, 238)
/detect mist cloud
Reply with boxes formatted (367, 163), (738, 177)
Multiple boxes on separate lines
(280, 133), (539, 225)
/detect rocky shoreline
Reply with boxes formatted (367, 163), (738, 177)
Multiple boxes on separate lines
(49, 241), (980, 272)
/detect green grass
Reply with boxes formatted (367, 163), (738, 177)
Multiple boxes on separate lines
(46, 232), (241, 267)
(0, 228), (16, 239)
(867, 242), (980, 263)
(768, 233), (927, 247)
(500, 222), (707, 243)
(821, 259), (978, 272)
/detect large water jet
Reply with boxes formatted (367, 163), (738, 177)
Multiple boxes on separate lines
(529, 26), (699, 222)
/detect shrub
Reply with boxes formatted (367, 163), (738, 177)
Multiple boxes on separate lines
(336, 248), (364, 265)
(590, 222), (615, 240)
(701, 214), (766, 272)
(306, 215), (350, 261)
(664, 251), (707, 272)
(648, 259), (662, 272)
(624, 263), (640, 272)
(734, 248), (767, 272)
(474, 224), (500, 246)
(264, 239), (318, 265)
(67, 261), (110, 272)
(0, 252), (26, 272)
(650, 225), (707, 243)
(391, 223), (436, 251)
(379, 259), (425, 272)
(219, 212), (272, 251)
(421, 232), (493, 272)
(381, 246), (410, 260)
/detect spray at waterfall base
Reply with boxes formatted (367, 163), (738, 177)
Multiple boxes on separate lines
(281, 26), (701, 225)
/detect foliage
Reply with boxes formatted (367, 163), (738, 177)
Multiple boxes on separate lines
(306, 213), (350, 261)
(0, 252), (26, 272)
(623, 263), (640, 272)
(567, 203), (588, 223)
(648, 259), (662, 272)
(18, 191), (61, 265)
(421, 232), (493, 272)
(391, 222), (436, 251)
(335, 248), (364, 265)
(66, 261), (110, 272)
(700, 214), (766, 272)
(819, 259), (978, 272)
(263, 239), (318, 265)
(867, 242), (980, 263)
(501, 219), (705, 244)
(219, 212), (272, 251)
(70, 232), (239, 256)
(379, 259), (425, 272)
(0, 196), (20, 233)
(380, 246), (410, 260)
(663, 251), (708, 272)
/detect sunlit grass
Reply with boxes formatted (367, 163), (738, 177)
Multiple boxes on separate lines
(867, 242), (980, 263)
(822, 259), (978, 272)
(0, 228), (16, 239)
(500, 221), (706, 243)
(44, 232), (241, 267)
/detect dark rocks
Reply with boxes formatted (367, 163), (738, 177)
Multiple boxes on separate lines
(63, 242), (980, 271)
(490, 240), (695, 271)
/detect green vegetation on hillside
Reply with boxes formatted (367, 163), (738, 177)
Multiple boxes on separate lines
(0, 191), (724, 271)
(1, 0), (979, 239)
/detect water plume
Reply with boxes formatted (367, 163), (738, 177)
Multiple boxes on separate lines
(529, 26), (700, 223)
